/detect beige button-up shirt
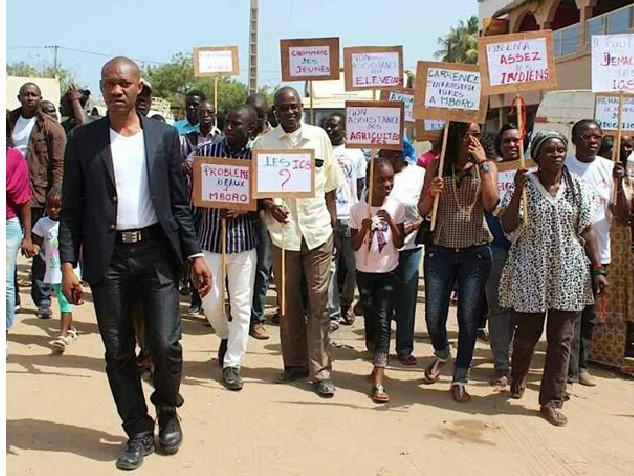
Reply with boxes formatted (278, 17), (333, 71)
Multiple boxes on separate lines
(254, 123), (344, 251)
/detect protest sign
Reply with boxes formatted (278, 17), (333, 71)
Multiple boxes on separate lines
(345, 101), (404, 150)
(414, 62), (488, 123)
(380, 88), (415, 124)
(252, 149), (315, 199)
(193, 157), (255, 211)
(414, 119), (445, 141)
(343, 46), (403, 91)
(194, 46), (240, 77)
(595, 93), (634, 131)
(496, 158), (538, 206)
(479, 30), (557, 95)
(281, 38), (340, 81)
(591, 34), (634, 93)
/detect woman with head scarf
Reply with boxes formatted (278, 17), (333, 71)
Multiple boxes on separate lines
(500, 131), (607, 427)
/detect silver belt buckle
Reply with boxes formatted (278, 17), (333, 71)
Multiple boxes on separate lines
(121, 230), (141, 244)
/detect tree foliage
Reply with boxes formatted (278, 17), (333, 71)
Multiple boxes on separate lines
(7, 61), (83, 94)
(435, 16), (479, 64)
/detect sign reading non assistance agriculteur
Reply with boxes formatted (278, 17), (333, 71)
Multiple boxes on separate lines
(345, 101), (404, 150)
(193, 157), (255, 211)
(281, 38), (340, 81)
(252, 149), (315, 199)
(479, 30), (557, 95)
(595, 93), (634, 131)
(194, 46), (240, 77)
(343, 46), (403, 91)
(591, 34), (634, 93)
(380, 88), (415, 124)
(414, 62), (488, 123)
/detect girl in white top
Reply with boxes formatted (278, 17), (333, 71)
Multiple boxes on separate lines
(350, 158), (404, 403)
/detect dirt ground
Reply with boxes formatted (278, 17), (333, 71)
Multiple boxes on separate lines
(6, 258), (634, 476)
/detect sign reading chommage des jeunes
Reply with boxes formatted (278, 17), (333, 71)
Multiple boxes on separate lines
(252, 149), (315, 199)
(595, 93), (634, 131)
(479, 30), (557, 95)
(194, 46), (240, 77)
(343, 46), (403, 91)
(345, 101), (404, 150)
(591, 34), (634, 93)
(280, 38), (340, 81)
(414, 62), (488, 124)
(193, 157), (256, 211)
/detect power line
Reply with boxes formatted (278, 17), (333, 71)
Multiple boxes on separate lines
(7, 44), (165, 65)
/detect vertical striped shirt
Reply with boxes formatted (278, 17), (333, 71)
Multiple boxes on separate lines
(195, 139), (259, 254)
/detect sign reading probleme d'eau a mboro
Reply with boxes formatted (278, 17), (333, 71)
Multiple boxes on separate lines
(193, 157), (255, 211)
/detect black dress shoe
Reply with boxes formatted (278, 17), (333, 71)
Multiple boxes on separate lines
(116, 433), (155, 471)
(223, 366), (244, 390)
(158, 407), (182, 455)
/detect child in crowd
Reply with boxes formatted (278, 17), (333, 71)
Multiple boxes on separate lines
(32, 188), (78, 352)
(350, 158), (404, 403)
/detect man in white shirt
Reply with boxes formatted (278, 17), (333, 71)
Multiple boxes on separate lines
(59, 57), (211, 471)
(254, 87), (344, 397)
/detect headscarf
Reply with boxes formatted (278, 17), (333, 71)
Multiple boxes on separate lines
(402, 136), (417, 164)
(529, 130), (568, 162)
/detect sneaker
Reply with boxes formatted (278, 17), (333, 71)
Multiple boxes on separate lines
(37, 305), (52, 320)
(223, 366), (244, 390)
(249, 323), (269, 340)
(329, 320), (340, 333)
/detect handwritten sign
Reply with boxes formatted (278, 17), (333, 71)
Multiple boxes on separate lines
(343, 46), (403, 91)
(281, 38), (340, 81)
(496, 159), (538, 206)
(252, 149), (315, 199)
(414, 62), (488, 123)
(194, 46), (240, 77)
(345, 101), (404, 150)
(591, 34), (634, 93)
(380, 88), (415, 124)
(193, 157), (255, 211)
(595, 93), (634, 131)
(415, 120), (445, 141)
(479, 30), (557, 95)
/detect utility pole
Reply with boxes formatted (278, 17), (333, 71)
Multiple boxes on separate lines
(248, 0), (259, 94)
(45, 45), (59, 77)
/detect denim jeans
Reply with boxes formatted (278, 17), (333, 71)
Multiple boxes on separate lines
(30, 207), (51, 309)
(251, 215), (272, 325)
(395, 247), (422, 357)
(6, 217), (22, 330)
(357, 271), (397, 367)
(424, 245), (492, 383)
(485, 246), (516, 372)
(328, 220), (356, 320)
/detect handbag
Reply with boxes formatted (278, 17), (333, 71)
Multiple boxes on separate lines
(415, 217), (434, 245)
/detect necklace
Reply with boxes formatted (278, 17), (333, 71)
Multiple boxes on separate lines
(450, 164), (481, 212)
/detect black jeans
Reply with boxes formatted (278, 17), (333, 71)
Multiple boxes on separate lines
(91, 233), (183, 437)
(30, 207), (51, 308)
(357, 271), (396, 367)
(568, 295), (598, 382)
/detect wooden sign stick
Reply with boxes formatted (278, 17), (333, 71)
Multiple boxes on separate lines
(364, 148), (378, 265)
(515, 95), (528, 224)
(214, 76), (219, 127)
(430, 123), (450, 231)
(281, 223), (286, 318)
(612, 92), (624, 204)
(309, 80), (315, 125)
(220, 217), (227, 316)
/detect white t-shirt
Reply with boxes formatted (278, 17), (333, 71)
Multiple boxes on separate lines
(32, 217), (79, 284)
(333, 144), (366, 219)
(350, 197), (405, 273)
(391, 164), (426, 250)
(566, 155), (614, 264)
(12, 115), (36, 158)
(110, 129), (159, 230)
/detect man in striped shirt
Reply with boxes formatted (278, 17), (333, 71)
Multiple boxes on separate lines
(195, 105), (259, 390)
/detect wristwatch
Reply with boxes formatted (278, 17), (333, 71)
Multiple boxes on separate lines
(478, 161), (491, 173)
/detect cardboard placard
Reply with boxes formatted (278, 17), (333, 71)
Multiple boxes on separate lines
(280, 38), (340, 82)
(595, 93), (634, 131)
(193, 157), (256, 211)
(414, 119), (446, 141)
(479, 30), (557, 95)
(380, 88), (415, 124)
(414, 62), (488, 123)
(591, 34), (634, 93)
(496, 158), (538, 206)
(343, 46), (403, 91)
(345, 101), (404, 150)
(194, 46), (240, 77)
(252, 149), (315, 199)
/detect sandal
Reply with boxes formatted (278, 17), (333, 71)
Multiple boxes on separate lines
(510, 376), (526, 399)
(540, 406), (568, 427)
(371, 384), (390, 403)
(450, 382), (471, 403)
(66, 328), (78, 342)
(51, 335), (72, 352)
(423, 358), (446, 384)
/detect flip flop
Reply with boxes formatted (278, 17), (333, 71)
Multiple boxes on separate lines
(371, 384), (390, 403)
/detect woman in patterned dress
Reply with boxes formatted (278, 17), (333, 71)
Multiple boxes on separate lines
(500, 131), (608, 427)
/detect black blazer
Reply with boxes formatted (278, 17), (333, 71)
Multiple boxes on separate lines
(59, 115), (201, 284)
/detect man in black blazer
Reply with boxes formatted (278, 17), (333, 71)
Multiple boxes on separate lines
(59, 57), (211, 471)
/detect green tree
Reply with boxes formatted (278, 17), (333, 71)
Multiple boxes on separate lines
(435, 16), (479, 64)
(7, 61), (82, 93)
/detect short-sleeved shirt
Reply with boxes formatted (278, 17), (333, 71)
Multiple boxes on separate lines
(32, 217), (78, 284)
(173, 118), (200, 136)
(253, 123), (345, 251)
(350, 197), (405, 273)
(6, 148), (31, 219)
(333, 144), (366, 219)
(391, 164), (426, 250)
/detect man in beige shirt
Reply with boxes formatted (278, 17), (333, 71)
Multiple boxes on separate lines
(254, 86), (344, 396)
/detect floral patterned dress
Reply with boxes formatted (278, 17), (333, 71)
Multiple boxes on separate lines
(499, 172), (598, 313)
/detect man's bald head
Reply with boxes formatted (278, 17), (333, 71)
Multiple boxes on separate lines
(273, 86), (302, 133)
(273, 86), (300, 106)
(101, 56), (140, 81)
(19, 82), (41, 97)
(18, 82), (42, 116)
(100, 56), (142, 116)
(246, 93), (269, 136)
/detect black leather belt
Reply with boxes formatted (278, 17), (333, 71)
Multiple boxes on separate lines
(115, 223), (163, 244)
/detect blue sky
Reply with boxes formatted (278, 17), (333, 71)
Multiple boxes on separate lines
(6, 0), (477, 99)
